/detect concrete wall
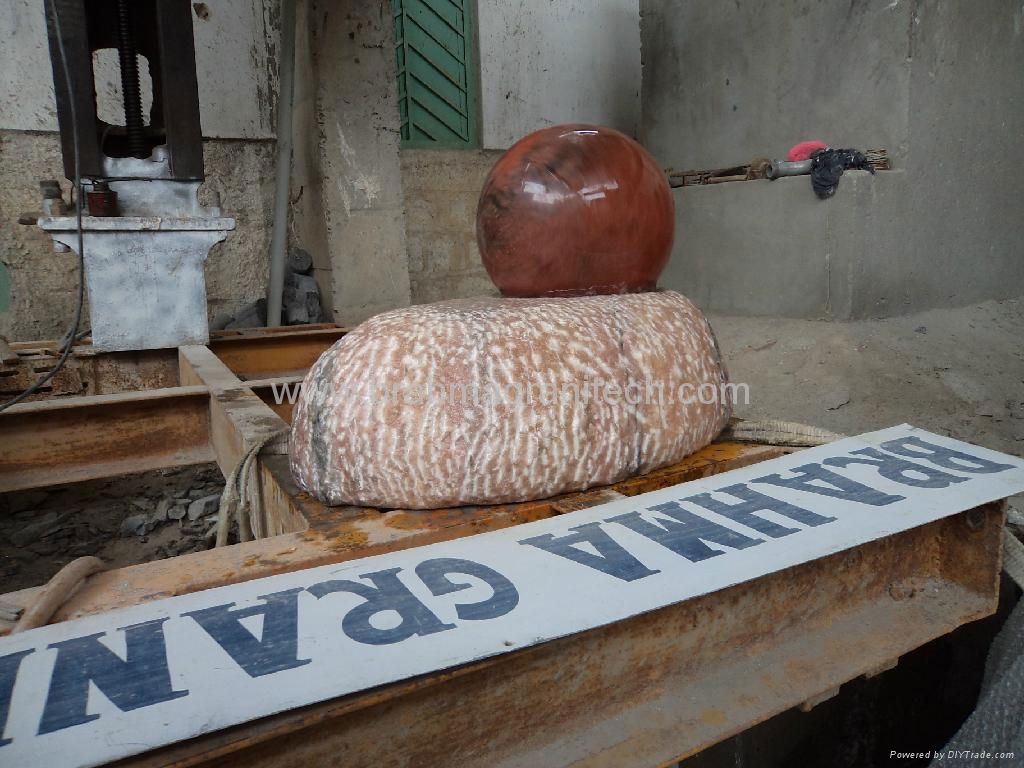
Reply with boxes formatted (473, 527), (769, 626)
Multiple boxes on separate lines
(295, 0), (411, 327)
(641, 0), (910, 171)
(0, 1), (278, 341)
(1, 0), (647, 339)
(401, 149), (501, 304)
(643, 0), (1024, 318)
(663, 170), (907, 319)
(478, 0), (642, 149)
(0, 0), (277, 138)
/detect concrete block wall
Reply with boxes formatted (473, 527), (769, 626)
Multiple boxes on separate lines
(400, 150), (501, 304)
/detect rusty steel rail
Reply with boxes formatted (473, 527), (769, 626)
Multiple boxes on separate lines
(112, 504), (1004, 768)
(0, 323), (1009, 767)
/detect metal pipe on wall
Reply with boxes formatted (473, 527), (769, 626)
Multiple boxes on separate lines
(266, 0), (297, 327)
(765, 159), (813, 180)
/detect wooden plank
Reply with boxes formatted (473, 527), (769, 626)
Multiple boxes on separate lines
(0, 335), (18, 365)
(0, 386), (214, 493)
(0, 426), (1018, 768)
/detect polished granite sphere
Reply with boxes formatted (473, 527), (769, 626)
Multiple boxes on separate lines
(476, 124), (674, 297)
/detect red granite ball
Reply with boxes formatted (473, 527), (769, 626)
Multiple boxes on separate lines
(476, 124), (674, 297)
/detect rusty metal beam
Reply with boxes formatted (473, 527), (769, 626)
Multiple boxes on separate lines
(0, 386), (214, 493)
(247, 374), (304, 424)
(178, 345), (296, 540)
(113, 503), (1005, 768)
(208, 325), (346, 379)
(0, 443), (783, 632)
(1, 325), (346, 398)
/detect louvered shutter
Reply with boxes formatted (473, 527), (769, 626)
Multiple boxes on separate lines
(392, 0), (479, 148)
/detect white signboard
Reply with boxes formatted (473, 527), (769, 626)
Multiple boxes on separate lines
(1, 425), (1023, 768)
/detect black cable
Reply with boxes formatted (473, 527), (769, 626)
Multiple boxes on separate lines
(0, 0), (86, 413)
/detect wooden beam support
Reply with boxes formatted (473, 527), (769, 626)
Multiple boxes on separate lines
(0, 386), (214, 493)
(178, 345), (295, 538)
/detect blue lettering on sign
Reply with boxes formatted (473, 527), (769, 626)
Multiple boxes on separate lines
(880, 437), (1015, 474)
(753, 463), (906, 506)
(608, 501), (763, 563)
(684, 483), (836, 536)
(307, 567), (454, 645)
(184, 588), (311, 677)
(0, 649), (33, 746)
(38, 618), (188, 735)
(824, 447), (970, 488)
(415, 558), (519, 621)
(519, 522), (661, 581)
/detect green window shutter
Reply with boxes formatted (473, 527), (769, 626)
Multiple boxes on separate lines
(393, 0), (479, 148)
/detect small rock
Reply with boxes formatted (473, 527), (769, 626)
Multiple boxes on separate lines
(975, 400), (1009, 419)
(119, 514), (149, 538)
(150, 498), (171, 525)
(67, 542), (96, 557)
(10, 510), (75, 548)
(29, 540), (61, 557)
(168, 501), (188, 521)
(187, 488), (207, 500)
(914, 326), (927, 334)
(187, 494), (220, 521)
(130, 498), (155, 513)
(288, 246), (314, 274)
(823, 385), (851, 411)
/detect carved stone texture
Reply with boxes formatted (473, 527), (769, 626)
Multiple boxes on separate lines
(290, 291), (730, 509)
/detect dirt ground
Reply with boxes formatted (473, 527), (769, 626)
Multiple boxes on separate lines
(1, 297), (1021, 595)
(0, 464), (225, 593)
(711, 297), (1024, 456)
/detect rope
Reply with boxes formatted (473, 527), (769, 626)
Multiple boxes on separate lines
(0, 600), (22, 623)
(215, 429), (290, 548)
(720, 418), (847, 447)
(12, 556), (105, 633)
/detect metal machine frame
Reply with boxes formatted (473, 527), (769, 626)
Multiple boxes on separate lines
(0, 326), (1006, 766)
